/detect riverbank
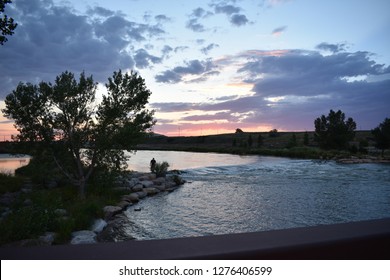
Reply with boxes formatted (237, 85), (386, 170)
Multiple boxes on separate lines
(0, 167), (185, 246)
(138, 130), (389, 162)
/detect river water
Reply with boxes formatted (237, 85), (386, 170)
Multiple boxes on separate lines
(123, 150), (390, 240)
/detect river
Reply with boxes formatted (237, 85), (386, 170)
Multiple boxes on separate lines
(122, 150), (390, 240)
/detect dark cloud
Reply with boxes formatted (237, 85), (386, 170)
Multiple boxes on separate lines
(155, 14), (172, 23)
(316, 42), (347, 53)
(0, 0), (165, 99)
(213, 4), (241, 15)
(201, 43), (220, 54)
(134, 49), (162, 69)
(185, 7), (213, 32)
(87, 6), (115, 17)
(155, 47), (390, 130)
(186, 3), (249, 32)
(230, 14), (249, 26)
(155, 60), (219, 83)
(186, 18), (206, 32)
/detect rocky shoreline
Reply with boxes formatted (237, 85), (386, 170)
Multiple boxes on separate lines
(0, 171), (185, 246)
(94, 171), (186, 244)
(68, 171), (186, 245)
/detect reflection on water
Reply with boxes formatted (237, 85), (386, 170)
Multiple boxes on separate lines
(123, 150), (390, 240)
(0, 154), (31, 175)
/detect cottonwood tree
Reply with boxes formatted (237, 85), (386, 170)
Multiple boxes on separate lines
(0, 0), (17, 45)
(2, 70), (155, 197)
(371, 118), (390, 156)
(314, 109), (356, 149)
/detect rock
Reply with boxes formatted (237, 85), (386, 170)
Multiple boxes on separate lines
(155, 184), (166, 191)
(126, 178), (140, 188)
(141, 180), (154, 188)
(128, 193), (140, 203)
(138, 175), (149, 181)
(117, 200), (132, 209)
(97, 214), (134, 242)
(131, 184), (144, 192)
(39, 232), (56, 245)
(71, 230), (97, 245)
(153, 177), (166, 185)
(91, 219), (107, 233)
(103, 205), (122, 220)
(144, 187), (160, 196)
(136, 191), (147, 199)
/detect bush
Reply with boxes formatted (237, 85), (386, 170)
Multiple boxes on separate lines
(154, 161), (170, 177)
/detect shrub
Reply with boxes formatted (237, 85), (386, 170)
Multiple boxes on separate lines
(154, 161), (169, 177)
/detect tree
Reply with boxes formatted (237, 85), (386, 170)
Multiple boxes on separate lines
(0, 0), (17, 45)
(371, 118), (390, 156)
(314, 109), (356, 149)
(235, 128), (243, 133)
(269, 129), (278, 137)
(2, 70), (155, 197)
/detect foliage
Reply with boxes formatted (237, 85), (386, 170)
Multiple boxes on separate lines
(314, 109), (356, 149)
(371, 118), (390, 156)
(235, 128), (243, 133)
(2, 70), (155, 198)
(286, 133), (297, 148)
(154, 161), (170, 177)
(0, 0), (17, 45)
(269, 129), (278, 137)
(0, 173), (24, 194)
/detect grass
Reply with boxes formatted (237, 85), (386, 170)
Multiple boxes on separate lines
(0, 163), (129, 246)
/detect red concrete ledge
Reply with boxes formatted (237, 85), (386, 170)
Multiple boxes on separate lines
(1, 218), (389, 260)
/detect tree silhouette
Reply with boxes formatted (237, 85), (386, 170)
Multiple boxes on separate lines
(3, 70), (155, 197)
(314, 109), (356, 149)
(371, 118), (390, 156)
(0, 0), (17, 45)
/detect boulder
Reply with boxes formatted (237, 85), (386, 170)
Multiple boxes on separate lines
(153, 177), (166, 185)
(141, 180), (154, 188)
(155, 184), (166, 191)
(117, 200), (132, 209)
(91, 219), (107, 233)
(39, 232), (56, 245)
(127, 178), (140, 188)
(71, 230), (97, 245)
(135, 191), (147, 199)
(144, 187), (160, 196)
(128, 193), (140, 203)
(103, 205), (122, 220)
(131, 184), (144, 192)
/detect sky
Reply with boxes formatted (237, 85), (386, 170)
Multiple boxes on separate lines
(0, 0), (389, 138)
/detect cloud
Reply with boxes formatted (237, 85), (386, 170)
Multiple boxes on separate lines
(134, 49), (162, 69)
(271, 26), (287, 36)
(0, 0), (165, 99)
(316, 42), (347, 53)
(230, 14), (249, 26)
(154, 47), (390, 131)
(201, 43), (220, 54)
(185, 7), (213, 32)
(155, 59), (219, 83)
(213, 3), (241, 15)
